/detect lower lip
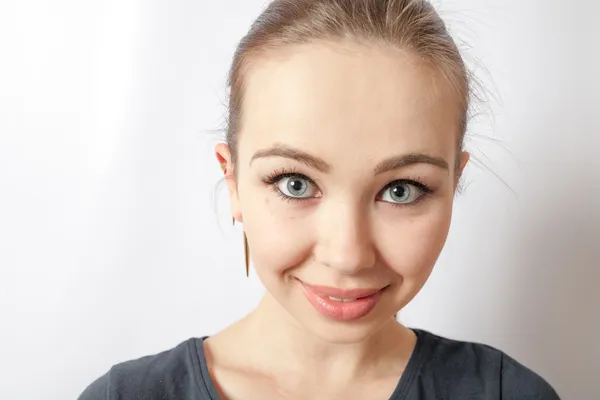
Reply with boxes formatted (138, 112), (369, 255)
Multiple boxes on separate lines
(298, 281), (383, 321)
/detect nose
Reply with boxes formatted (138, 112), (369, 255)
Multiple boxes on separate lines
(313, 202), (377, 274)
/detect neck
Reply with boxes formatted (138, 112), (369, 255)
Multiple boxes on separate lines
(234, 293), (416, 379)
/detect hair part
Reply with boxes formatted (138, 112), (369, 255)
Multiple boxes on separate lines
(226, 0), (471, 174)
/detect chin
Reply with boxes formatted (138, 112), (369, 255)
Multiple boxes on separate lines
(297, 308), (397, 344)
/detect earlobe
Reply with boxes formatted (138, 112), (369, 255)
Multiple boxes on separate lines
(230, 192), (243, 224)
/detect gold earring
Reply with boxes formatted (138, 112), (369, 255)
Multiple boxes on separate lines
(232, 217), (249, 277)
(243, 232), (249, 277)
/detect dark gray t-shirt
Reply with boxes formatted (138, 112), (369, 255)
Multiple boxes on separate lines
(78, 329), (560, 399)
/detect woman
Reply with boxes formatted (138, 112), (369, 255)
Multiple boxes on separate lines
(79, 0), (560, 398)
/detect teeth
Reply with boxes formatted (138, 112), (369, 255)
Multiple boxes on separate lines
(327, 296), (357, 302)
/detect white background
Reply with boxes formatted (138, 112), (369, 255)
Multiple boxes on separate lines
(1, 0), (598, 399)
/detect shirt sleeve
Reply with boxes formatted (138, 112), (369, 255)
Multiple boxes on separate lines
(501, 352), (561, 400)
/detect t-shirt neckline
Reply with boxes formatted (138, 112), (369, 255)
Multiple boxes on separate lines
(193, 328), (430, 400)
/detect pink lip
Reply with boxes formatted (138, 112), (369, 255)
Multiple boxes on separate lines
(296, 279), (386, 321)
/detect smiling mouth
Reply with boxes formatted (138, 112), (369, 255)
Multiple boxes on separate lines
(295, 278), (389, 321)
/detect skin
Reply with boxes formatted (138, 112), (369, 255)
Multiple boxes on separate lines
(211, 39), (469, 400)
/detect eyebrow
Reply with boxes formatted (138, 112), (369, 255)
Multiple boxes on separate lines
(373, 153), (449, 174)
(250, 144), (449, 174)
(251, 144), (331, 172)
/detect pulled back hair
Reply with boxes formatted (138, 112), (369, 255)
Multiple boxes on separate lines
(225, 0), (471, 169)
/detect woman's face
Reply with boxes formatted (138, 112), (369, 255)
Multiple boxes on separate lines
(218, 41), (469, 343)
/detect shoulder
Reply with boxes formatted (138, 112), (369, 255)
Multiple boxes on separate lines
(77, 338), (207, 400)
(413, 329), (560, 399)
(499, 352), (561, 399)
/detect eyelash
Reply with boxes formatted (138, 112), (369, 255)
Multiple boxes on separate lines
(261, 167), (433, 208)
(261, 168), (315, 204)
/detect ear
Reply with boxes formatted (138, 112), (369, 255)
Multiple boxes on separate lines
(458, 151), (470, 176)
(215, 143), (243, 223)
(454, 151), (470, 191)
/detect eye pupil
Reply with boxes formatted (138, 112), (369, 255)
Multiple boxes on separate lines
(287, 179), (307, 195)
(390, 185), (409, 201)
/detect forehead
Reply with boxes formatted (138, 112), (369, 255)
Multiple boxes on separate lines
(237, 40), (461, 167)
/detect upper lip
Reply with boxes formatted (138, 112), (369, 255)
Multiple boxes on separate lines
(298, 279), (386, 299)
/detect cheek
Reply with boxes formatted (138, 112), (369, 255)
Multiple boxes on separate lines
(241, 189), (313, 277)
(378, 201), (453, 279)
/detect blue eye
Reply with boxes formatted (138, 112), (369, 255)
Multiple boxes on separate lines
(277, 176), (316, 198)
(380, 181), (425, 204)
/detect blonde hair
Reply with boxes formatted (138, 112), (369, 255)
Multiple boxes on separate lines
(226, 0), (471, 170)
